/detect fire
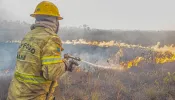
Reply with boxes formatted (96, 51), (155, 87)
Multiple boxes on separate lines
(117, 51), (175, 69)
(155, 51), (175, 64)
(6, 39), (175, 54)
(63, 39), (175, 60)
(108, 41), (175, 69)
(120, 57), (144, 69)
(5, 39), (175, 70)
(62, 39), (117, 47)
(149, 43), (175, 64)
(62, 39), (149, 48)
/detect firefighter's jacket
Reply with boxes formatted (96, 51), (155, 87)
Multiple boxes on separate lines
(7, 27), (65, 100)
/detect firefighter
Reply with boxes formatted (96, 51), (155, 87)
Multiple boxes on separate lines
(7, 1), (77, 100)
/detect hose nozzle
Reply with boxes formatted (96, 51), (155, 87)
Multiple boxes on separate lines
(64, 54), (81, 61)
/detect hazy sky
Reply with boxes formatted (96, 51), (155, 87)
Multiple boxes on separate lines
(0, 0), (175, 30)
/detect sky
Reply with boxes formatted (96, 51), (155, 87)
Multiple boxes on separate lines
(0, 0), (175, 30)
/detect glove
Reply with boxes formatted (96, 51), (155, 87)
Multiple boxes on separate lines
(63, 59), (79, 72)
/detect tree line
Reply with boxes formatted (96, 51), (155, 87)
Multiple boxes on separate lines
(0, 20), (175, 46)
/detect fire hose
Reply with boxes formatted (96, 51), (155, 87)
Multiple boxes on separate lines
(64, 54), (122, 70)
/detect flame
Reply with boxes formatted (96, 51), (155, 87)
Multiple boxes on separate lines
(118, 51), (175, 69)
(62, 39), (118, 47)
(109, 42), (175, 69)
(6, 39), (175, 53)
(62, 39), (150, 48)
(120, 57), (144, 69)
(5, 39), (175, 70)
(63, 39), (175, 59)
(155, 51), (175, 64)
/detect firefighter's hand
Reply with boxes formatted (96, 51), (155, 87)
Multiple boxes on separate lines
(64, 53), (69, 60)
(63, 59), (79, 72)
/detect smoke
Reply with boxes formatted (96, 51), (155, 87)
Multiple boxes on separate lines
(0, 3), (10, 20)
(0, 0), (31, 22)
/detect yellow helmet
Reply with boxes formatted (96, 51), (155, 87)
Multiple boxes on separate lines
(30, 1), (63, 20)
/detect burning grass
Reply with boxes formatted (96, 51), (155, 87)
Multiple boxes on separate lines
(1, 21), (175, 100)
(1, 41), (175, 100)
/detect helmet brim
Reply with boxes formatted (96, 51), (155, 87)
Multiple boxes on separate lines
(30, 14), (63, 20)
